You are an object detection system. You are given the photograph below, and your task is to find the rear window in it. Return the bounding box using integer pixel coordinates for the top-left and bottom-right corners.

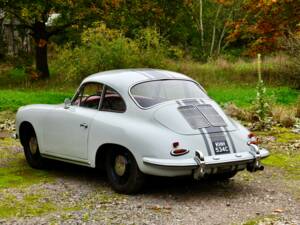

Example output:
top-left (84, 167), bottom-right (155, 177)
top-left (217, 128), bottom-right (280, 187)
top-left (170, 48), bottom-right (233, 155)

top-left (130, 80), bottom-right (207, 108)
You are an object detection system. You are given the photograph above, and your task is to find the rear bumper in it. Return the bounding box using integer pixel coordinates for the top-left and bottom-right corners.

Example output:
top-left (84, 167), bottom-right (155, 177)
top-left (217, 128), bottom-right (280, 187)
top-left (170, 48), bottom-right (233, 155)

top-left (143, 148), bottom-right (269, 168)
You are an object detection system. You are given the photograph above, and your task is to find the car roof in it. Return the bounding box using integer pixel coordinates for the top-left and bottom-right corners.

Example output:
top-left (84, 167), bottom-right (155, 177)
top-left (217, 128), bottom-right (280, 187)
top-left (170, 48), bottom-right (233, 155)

top-left (82, 69), bottom-right (194, 92)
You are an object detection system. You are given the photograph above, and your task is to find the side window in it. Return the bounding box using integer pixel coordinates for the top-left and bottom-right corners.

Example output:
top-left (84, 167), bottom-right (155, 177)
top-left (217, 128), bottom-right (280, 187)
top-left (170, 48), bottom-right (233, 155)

top-left (72, 83), bottom-right (103, 109)
top-left (100, 86), bottom-right (126, 112)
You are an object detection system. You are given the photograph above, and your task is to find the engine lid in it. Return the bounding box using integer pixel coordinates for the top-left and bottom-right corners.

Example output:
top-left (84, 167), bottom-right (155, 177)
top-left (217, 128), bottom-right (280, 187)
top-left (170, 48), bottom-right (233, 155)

top-left (154, 99), bottom-right (236, 135)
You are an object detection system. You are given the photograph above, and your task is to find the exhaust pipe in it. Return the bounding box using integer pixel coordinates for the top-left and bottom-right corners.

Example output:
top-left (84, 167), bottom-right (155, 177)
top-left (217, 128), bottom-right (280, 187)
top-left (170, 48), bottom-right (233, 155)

top-left (247, 164), bottom-right (264, 172)
top-left (257, 165), bottom-right (264, 171)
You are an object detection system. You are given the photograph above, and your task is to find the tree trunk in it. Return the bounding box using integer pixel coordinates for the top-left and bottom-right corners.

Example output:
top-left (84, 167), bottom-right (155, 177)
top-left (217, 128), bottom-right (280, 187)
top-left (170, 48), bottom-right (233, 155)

top-left (35, 42), bottom-right (49, 79)
top-left (33, 22), bottom-right (49, 79)
top-left (199, 0), bottom-right (204, 48)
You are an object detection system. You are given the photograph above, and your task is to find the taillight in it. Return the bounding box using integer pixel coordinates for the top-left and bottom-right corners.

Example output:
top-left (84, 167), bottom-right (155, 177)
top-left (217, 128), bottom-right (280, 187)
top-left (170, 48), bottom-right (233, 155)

top-left (170, 149), bottom-right (189, 156)
top-left (247, 133), bottom-right (259, 145)
top-left (171, 142), bottom-right (189, 156)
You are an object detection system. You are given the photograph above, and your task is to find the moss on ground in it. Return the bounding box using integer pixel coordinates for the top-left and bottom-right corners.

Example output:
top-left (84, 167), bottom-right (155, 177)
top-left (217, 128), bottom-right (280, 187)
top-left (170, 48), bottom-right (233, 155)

top-left (242, 215), bottom-right (279, 225)
top-left (0, 137), bottom-right (125, 220)
top-left (0, 158), bottom-right (54, 188)
top-left (0, 192), bottom-right (57, 218)
top-left (259, 127), bottom-right (300, 180)
top-left (0, 188), bottom-right (125, 219)
top-left (262, 153), bottom-right (300, 179)
top-left (0, 138), bottom-right (54, 188)
top-left (258, 127), bottom-right (300, 143)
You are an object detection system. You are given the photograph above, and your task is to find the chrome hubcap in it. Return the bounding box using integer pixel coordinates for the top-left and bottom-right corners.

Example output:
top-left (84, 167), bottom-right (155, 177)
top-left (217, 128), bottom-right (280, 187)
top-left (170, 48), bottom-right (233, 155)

top-left (29, 136), bottom-right (38, 155)
top-left (114, 155), bottom-right (127, 176)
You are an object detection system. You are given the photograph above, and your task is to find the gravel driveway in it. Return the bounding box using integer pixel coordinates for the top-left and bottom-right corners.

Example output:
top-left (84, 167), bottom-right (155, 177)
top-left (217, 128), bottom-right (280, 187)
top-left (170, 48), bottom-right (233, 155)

top-left (0, 129), bottom-right (299, 225)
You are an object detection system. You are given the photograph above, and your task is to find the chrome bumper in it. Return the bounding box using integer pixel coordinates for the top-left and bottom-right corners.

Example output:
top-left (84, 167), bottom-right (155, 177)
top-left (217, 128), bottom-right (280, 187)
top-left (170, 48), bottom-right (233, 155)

top-left (142, 147), bottom-right (270, 179)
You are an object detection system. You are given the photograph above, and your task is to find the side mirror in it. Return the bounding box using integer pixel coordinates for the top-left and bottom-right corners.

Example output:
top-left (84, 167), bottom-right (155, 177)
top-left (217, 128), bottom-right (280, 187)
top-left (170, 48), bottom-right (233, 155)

top-left (64, 98), bottom-right (71, 109)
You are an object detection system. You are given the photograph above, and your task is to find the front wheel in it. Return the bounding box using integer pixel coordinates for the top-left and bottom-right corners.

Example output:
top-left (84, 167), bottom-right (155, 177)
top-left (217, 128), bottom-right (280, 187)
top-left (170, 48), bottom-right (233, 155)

top-left (105, 149), bottom-right (144, 194)
top-left (23, 129), bottom-right (45, 169)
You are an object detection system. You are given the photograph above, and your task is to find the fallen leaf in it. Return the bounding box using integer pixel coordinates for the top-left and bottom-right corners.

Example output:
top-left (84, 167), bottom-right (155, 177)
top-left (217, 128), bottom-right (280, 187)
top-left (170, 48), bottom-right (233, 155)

top-left (273, 208), bottom-right (284, 213)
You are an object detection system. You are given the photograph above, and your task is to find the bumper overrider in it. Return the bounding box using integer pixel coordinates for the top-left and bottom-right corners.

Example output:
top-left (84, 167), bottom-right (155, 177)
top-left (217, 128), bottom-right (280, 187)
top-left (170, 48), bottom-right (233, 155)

top-left (142, 145), bottom-right (269, 179)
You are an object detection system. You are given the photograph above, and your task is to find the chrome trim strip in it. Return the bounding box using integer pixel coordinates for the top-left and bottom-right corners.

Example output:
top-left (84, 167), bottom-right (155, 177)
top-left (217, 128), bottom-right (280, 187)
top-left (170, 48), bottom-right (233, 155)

top-left (41, 154), bottom-right (91, 167)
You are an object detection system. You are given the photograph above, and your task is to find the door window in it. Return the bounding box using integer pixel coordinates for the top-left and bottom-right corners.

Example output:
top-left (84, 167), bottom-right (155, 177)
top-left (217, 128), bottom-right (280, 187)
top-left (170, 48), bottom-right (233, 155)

top-left (73, 83), bottom-right (103, 109)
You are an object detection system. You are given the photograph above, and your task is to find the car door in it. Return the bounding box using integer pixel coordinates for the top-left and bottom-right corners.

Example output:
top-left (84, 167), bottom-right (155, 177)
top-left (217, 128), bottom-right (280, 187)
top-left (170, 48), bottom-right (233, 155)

top-left (43, 82), bottom-right (103, 160)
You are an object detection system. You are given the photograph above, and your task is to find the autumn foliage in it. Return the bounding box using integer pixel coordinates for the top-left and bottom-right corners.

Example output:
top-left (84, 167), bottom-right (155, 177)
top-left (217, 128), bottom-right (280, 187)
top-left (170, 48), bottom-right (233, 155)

top-left (227, 0), bottom-right (300, 56)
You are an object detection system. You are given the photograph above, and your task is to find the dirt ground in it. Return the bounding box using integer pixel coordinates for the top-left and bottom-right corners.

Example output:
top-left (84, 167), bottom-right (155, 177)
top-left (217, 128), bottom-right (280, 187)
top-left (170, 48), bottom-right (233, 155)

top-left (0, 117), bottom-right (299, 225)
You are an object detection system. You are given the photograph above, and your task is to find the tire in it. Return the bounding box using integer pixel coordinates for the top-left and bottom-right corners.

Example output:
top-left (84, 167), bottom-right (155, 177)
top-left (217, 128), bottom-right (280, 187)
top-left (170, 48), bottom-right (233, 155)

top-left (210, 170), bottom-right (237, 181)
top-left (105, 148), bottom-right (144, 194)
top-left (23, 128), bottom-right (45, 169)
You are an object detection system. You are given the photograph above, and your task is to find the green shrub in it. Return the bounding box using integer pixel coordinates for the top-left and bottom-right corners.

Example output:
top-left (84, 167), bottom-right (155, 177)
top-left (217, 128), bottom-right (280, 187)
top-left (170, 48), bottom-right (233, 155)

top-left (51, 23), bottom-right (173, 81)
top-left (7, 67), bottom-right (27, 82)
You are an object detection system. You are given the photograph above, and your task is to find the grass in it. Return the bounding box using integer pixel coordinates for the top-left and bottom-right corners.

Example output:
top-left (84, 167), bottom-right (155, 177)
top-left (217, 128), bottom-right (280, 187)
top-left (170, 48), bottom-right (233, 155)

top-left (207, 86), bottom-right (299, 107)
top-left (0, 55), bottom-right (299, 111)
top-left (0, 85), bottom-right (298, 111)
top-left (0, 90), bottom-right (73, 111)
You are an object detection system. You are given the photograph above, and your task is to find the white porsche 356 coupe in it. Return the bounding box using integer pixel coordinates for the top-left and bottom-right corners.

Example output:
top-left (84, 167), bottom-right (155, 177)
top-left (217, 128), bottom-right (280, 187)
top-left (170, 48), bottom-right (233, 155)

top-left (16, 69), bottom-right (269, 193)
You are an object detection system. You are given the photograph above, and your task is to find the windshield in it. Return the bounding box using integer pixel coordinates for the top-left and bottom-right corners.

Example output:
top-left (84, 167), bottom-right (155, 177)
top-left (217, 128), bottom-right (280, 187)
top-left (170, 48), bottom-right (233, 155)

top-left (130, 80), bottom-right (207, 108)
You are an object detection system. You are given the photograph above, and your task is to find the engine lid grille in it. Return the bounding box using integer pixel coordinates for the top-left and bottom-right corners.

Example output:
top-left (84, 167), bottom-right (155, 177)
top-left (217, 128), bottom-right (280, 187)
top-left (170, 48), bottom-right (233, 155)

top-left (178, 105), bottom-right (210, 129)
top-left (178, 104), bottom-right (226, 129)
top-left (196, 104), bottom-right (226, 127)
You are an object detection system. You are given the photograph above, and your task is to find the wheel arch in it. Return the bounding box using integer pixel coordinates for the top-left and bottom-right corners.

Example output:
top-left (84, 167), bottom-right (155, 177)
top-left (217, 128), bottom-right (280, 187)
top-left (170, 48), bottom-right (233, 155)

top-left (95, 143), bottom-right (136, 170)
top-left (19, 121), bottom-right (35, 146)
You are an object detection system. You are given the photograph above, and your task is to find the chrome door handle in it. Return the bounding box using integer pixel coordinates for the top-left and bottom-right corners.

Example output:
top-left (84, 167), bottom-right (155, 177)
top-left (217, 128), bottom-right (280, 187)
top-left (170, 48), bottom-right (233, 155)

top-left (80, 123), bottom-right (88, 129)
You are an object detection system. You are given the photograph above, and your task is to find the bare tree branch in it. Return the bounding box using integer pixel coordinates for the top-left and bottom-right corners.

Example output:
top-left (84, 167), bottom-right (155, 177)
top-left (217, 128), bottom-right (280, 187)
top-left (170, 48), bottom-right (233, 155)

top-left (210, 4), bottom-right (222, 57)
top-left (3, 8), bottom-right (34, 30)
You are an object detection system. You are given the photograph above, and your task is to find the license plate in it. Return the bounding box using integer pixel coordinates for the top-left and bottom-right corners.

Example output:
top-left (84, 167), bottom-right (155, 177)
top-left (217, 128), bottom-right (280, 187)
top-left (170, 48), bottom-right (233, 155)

top-left (212, 140), bottom-right (230, 155)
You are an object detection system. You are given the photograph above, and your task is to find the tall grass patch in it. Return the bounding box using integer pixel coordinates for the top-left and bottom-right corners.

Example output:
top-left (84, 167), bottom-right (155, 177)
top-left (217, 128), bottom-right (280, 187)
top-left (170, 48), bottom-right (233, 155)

top-left (165, 55), bottom-right (300, 88)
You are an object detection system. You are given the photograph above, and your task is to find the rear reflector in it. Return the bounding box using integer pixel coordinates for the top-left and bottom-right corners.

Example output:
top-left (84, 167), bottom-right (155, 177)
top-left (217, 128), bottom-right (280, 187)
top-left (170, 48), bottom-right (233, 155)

top-left (170, 149), bottom-right (189, 156)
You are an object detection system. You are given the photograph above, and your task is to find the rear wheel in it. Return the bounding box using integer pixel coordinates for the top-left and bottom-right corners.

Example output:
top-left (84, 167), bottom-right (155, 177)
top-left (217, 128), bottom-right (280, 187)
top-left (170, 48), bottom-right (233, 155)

top-left (23, 128), bottom-right (45, 169)
top-left (105, 148), bottom-right (144, 194)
